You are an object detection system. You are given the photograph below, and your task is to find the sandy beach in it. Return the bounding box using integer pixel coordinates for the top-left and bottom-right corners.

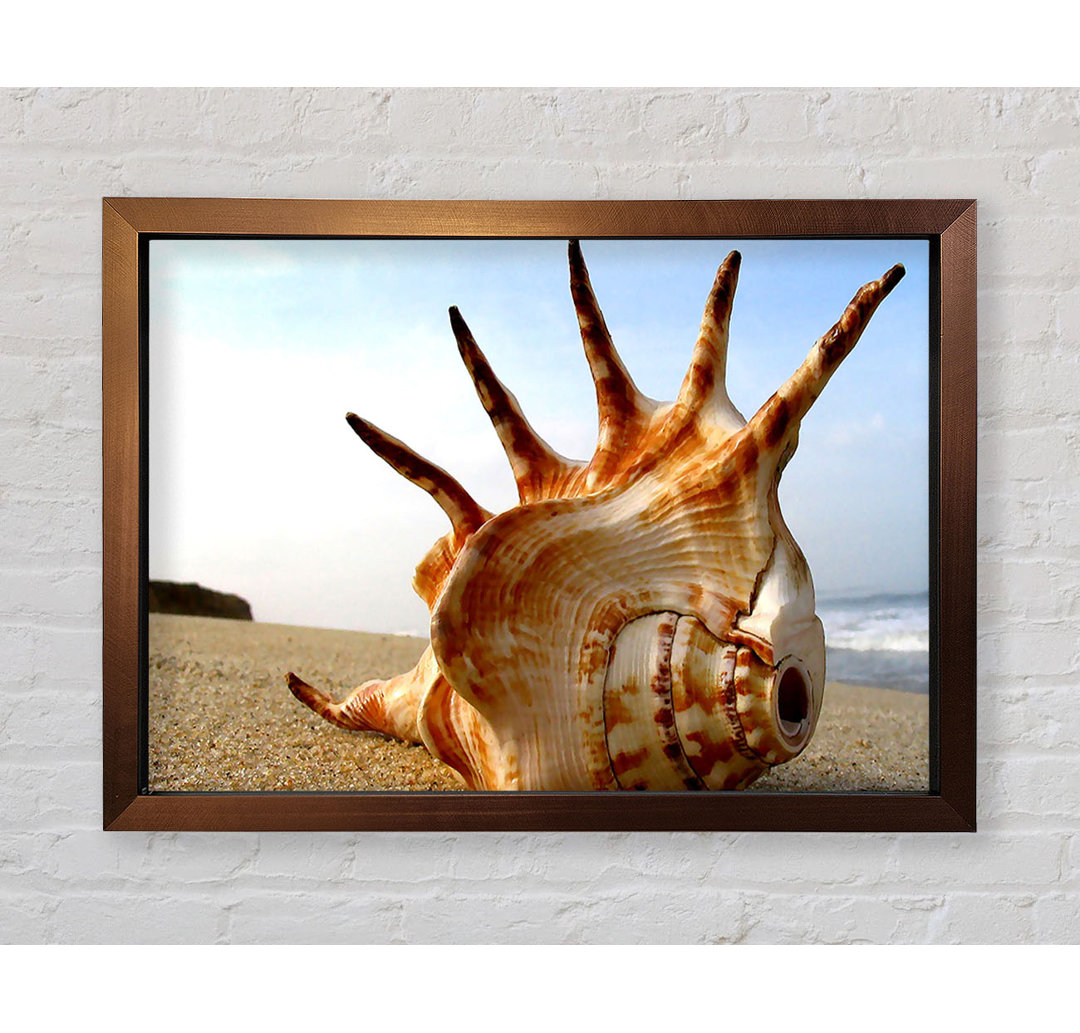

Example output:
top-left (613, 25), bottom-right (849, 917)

top-left (148, 614), bottom-right (929, 793)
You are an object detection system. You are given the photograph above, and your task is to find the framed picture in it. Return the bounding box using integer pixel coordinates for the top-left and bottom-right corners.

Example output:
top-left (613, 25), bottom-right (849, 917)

top-left (103, 199), bottom-right (975, 831)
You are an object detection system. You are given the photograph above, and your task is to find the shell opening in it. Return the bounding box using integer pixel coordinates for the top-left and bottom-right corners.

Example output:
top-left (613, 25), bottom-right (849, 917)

top-left (774, 662), bottom-right (812, 749)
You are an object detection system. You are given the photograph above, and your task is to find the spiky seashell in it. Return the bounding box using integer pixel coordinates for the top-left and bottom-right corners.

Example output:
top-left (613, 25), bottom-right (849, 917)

top-left (287, 243), bottom-right (905, 791)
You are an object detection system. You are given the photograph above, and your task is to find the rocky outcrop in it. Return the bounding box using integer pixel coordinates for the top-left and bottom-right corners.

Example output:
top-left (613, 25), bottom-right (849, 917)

top-left (148, 581), bottom-right (253, 621)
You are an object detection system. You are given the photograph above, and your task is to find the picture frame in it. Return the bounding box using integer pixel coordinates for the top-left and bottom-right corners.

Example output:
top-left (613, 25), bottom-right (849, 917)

top-left (103, 198), bottom-right (976, 832)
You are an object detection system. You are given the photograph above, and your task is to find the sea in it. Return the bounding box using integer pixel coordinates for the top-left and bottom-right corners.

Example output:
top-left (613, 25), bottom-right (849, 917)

top-left (818, 589), bottom-right (930, 694)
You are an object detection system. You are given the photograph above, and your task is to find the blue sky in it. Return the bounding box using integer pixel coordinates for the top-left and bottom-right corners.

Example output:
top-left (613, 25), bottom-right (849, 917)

top-left (149, 236), bottom-right (930, 633)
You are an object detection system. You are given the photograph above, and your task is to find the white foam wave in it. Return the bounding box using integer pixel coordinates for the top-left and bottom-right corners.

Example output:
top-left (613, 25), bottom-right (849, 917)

top-left (818, 593), bottom-right (929, 654)
top-left (826, 629), bottom-right (929, 652)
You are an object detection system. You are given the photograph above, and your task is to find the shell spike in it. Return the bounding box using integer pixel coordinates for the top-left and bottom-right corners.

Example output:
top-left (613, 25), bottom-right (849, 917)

top-left (742, 263), bottom-right (906, 457)
top-left (568, 240), bottom-right (648, 432)
top-left (286, 671), bottom-right (368, 731)
top-left (674, 249), bottom-right (742, 419)
top-left (448, 306), bottom-right (573, 502)
top-left (345, 412), bottom-right (488, 538)
top-left (569, 240), bottom-right (653, 486)
top-left (288, 651), bottom-right (437, 745)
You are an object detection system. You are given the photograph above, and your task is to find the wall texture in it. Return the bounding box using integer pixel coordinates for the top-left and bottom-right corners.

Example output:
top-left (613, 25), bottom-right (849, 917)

top-left (2, 87), bottom-right (1077, 944)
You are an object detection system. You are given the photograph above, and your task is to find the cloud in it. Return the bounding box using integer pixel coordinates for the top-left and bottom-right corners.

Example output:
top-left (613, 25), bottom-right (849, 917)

top-left (824, 411), bottom-right (887, 448)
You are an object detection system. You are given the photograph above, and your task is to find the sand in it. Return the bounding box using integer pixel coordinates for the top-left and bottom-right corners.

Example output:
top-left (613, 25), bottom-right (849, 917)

top-left (148, 614), bottom-right (929, 794)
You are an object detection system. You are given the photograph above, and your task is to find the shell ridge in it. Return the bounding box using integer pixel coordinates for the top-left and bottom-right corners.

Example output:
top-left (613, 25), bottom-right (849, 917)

top-left (602, 612), bottom-right (708, 790)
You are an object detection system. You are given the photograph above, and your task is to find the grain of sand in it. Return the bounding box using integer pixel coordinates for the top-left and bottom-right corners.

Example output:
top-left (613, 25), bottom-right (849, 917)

top-left (148, 614), bottom-right (929, 793)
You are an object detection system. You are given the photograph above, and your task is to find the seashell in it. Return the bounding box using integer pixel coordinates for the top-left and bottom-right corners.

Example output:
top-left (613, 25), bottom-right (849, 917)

top-left (287, 242), bottom-right (905, 791)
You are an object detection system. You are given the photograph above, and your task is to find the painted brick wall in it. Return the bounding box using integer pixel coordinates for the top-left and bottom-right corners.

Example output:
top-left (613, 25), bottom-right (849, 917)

top-left (2, 87), bottom-right (1077, 944)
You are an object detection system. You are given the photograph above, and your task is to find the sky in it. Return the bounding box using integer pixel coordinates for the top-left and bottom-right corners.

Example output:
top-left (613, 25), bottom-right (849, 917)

top-left (148, 236), bottom-right (930, 634)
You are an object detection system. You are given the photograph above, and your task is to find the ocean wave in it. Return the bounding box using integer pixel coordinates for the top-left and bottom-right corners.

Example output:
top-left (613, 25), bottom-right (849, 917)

top-left (825, 629), bottom-right (929, 652)
top-left (817, 590), bottom-right (929, 655)
top-left (826, 646), bottom-right (929, 694)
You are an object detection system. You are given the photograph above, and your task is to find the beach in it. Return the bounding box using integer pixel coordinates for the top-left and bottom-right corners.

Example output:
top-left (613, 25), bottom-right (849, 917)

top-left (148, 614), bottom-right (929, 793)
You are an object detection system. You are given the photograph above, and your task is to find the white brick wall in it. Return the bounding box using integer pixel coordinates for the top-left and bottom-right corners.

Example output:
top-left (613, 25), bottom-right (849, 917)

top-left (2, 87), bottom-right (1077, 944)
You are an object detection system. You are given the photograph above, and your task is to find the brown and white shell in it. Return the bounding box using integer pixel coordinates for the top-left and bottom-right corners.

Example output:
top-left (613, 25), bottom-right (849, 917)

top-left (287, 242), bottom-right (905, 790)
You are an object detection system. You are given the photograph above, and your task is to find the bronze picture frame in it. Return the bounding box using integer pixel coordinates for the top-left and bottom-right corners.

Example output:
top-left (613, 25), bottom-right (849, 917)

top-left (103, 198), bottom-right (976, 831)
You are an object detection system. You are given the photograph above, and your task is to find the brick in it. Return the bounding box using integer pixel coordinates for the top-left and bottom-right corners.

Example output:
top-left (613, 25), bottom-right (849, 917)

top-left (980, 684), bottom-right (1080, 751)
top-left (891, 833), bottom-right (1062, 889)
top-left (741, 891), bottom-right (944, 944)
top-left (817, 88), bottom-right (917, 152)
top-left (0, 690), bottom-right (100, 754)
top-left (0, 155), bottom-right (126, 205)
top-left (1033, 893), bottom-right (1080, 942)
top-left (21, 212), bottom-right (98, 274)
top-left (977, 557), bottom-right (1072, 623)
top-left (982, 349), bottom-right (1080, 419)
top-left (979, 288), bottom-right (1055, 350)
top-left (861, 153), bottom-right (1039, 207)
top-left (391, 888), bottom-right (744, 944)
top-left (979, 626), bottom-right (1079, 681)
top-left (4, 625), bottom-right (101, 683)
top-left (1067, 832), bottom-right (1080, 877)
top-left (985, 424), bottom-right (1076, 484)
top-left (597, 161), bottom-right (696, 199)
top-left (726, 833), bottom-right (896, 887)
top-left (226, 891), bottom-right (405, 944)
top-left (446, 831), bottom-right (603, 883)
top-left (550, 887), bottom-right (748, 944)
top-left (387, 90), bottom-right (478, 153)
top-left (250, 832), bottom-right (355, 881)
top-left (33, 830), bottom-right (148, 885)
top-left (468, 91), bottom-right (567, 158)
top-left (0, 426), bottom-right (100, 498)
top-left (889, 88), bottom-right (1079, 156)
top-left (741, 89), bottom-right (818, 145)
top-left (935, 893), bottom-right (1038, 943)
top-left (979, 485), bottom-right (1055, 551)
top-left (474, 157), bottom-right (604, 200)
top-left (50, 891), bottom-right (229, 943)
top-left (141, 832), bottom-right (262, 884)
top-left (111, 153), bottom-right (271, 197)
top-left (981, 215), bottom-right (1080, 286)
top-left (233, 152), bottom-right (389, 198)
top-left (1048, 497), bottom-right (1080, 548)
top-left (21, 88), bottom-right (119, 145)
top-left (0, 762), bottom-right (100, 831)
top-left (200, 89), bottom-right (318, 153)
top-left (0, 355), bottom-right (101, 426)
top-left (0, 283), bottom-right (98, 342)
top-left (0, 88), bottom-right (31, 138)
top-left (2, 566), bottom-right (101, 619)
top-left (2, 499), bottom-right (101, 559)
top-left (1029, 148), bottom-right (1080, 202)
top-left (638, 92), bottom-right (749, 155)
top-left (997, 89), bottom-right (1080, 147)
top-left (0, 333), bottom-right (99, 359)
top-left (524, 89), bottom-right (643, 157)
top-left (297, 89), bottom-right (391, 146)
top-left (0, 892), bottom-right (59, 943)
top-left (984, 757), bottom-right (1080, 824)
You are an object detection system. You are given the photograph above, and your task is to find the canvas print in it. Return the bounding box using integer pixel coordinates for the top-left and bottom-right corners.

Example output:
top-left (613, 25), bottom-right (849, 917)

top-left (147, 237), bottom-right (930, 793)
